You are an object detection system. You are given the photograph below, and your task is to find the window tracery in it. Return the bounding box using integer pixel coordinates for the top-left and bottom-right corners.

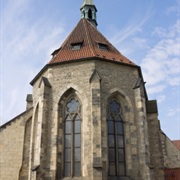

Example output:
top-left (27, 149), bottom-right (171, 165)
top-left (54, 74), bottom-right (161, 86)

top-left (107, 99), bottom-right (126, 176)
top-left (64, 97), bottom-right (81, 177)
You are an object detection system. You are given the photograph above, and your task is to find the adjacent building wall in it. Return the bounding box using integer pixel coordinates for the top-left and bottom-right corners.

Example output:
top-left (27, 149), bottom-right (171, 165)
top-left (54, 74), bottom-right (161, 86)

top-left (0, 109), bottom-right (33, 180)
top-left (1, 60), bottom-right (180, 180)
top-left (161, 132), bottom-right (180, 168)
top-left (147, 100), bottom-right (165, 180)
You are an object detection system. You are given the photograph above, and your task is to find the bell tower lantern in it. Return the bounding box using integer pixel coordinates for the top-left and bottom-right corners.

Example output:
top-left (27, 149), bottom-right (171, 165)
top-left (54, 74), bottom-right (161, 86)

top-left (80, 0), bottom-right (98, 27)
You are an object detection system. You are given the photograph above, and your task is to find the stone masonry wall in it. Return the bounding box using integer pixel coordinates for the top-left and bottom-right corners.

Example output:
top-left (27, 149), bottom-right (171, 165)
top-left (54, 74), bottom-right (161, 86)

top-left (1, 60), bottom-right (174, 180)
top-left (0, 109), bottom-right (33, 180)
top-left (32, 61), bottom-right (95, 180)
top-left (30, 60), bottom-right (151, 180)
top-left (161, 132), bottom-right (180, 168)
top-left (19, 118), bottom-right (32, 180)
top-left (95, 60), bottom-right (151, 180)
top-left (147, 112), bottom-right (165, 180)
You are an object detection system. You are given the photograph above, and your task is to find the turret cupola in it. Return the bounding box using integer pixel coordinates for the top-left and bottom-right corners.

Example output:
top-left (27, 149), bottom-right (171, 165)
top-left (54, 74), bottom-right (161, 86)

top-left (80, 0), bottom-right (98, 27)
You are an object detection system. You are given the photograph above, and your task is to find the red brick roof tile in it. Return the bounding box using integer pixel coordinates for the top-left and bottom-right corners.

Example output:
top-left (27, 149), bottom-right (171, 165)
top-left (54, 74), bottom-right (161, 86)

top-left (172, 140), bottom-right (180, 150)
top-left (49, 18), bottom-right (136, 66)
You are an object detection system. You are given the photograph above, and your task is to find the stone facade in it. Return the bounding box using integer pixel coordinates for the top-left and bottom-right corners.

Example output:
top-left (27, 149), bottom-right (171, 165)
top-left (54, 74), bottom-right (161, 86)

top-left (1, 1), bottom-right (180, 179)
top-left (0, 109), bottom-right (33, 180)
top-left (147, 101), bottom-right (165, 180)
top-left (161, 132), bottom-right (180, 168)
top-left (1, 60), bottom-right (179, 180)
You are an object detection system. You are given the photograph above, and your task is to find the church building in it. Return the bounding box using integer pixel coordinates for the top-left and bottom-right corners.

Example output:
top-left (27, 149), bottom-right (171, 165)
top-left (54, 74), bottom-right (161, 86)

top-left (0, 0), bottom-right (180, 180)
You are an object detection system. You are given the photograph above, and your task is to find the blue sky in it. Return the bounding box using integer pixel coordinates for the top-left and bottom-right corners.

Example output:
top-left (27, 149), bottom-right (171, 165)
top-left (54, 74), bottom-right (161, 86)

top-left (1, 0), bottom-right (179, 140)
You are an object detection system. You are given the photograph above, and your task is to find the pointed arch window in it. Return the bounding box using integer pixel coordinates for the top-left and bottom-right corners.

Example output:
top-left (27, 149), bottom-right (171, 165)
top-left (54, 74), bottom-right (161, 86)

top-left (88, 9), bottom-right (92, 19)
top-left (107, 99), bottom-right (126, 176)
top-left (64, 98), bottom-right (81, 177)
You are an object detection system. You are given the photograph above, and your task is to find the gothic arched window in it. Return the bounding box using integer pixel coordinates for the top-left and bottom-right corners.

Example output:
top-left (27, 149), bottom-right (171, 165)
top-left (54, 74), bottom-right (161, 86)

top-left (64, 97), bottom-right (81, 177)
top-left (107, 99), bottom-right (126, 176)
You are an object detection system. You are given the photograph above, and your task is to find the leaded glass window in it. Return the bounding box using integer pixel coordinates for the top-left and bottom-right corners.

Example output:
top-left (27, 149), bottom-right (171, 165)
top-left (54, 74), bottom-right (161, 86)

top-left (108, 99), bottom-right (126, 176)
top-left (64, 98), bottom-right (81, 177)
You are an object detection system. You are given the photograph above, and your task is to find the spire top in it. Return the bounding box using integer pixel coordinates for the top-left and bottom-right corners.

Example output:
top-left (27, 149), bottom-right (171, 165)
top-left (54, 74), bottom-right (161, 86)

top-left (80, 0), bottom-right (98, 27)
top-left (81, 0), bottom-right (94, 7)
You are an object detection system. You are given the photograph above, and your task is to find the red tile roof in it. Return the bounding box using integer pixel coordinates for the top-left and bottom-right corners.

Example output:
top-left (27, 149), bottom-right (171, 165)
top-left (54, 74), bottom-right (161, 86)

top-left (49, 18), bottom-right (136, 66)
top-left (165, 168), bottom-right (180, 180)
top-left (172, 140), bottom-right (180, 151)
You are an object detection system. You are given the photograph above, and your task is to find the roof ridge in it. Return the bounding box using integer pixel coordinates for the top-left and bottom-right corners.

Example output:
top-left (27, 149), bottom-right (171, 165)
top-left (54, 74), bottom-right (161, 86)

top-left (83, 18), bottom-right (95, 56)
top-left (60, 20), bottom-right (81, 48)
top-left (88, 21), bottom-right (124, 56)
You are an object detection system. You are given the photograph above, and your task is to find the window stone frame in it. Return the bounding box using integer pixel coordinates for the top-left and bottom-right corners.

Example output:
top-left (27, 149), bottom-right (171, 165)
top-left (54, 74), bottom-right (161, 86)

top-left (107, 98), bottom-right (126, 177)
top-left (57, 89), bottom-right (83, 179)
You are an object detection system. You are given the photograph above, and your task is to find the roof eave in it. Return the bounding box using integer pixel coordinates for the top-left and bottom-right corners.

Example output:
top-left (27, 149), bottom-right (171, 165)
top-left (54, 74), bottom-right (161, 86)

top-left (0, 107), bottom-right (33, 128)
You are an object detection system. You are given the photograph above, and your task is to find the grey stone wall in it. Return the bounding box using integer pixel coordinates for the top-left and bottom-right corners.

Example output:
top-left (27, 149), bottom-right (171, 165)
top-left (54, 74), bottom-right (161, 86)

top-left (31, 61), bottom-right (95, 180)
top-left (29, 60), bottom-right (153, 180)
top-left (161, 132), bottom-right (180, 168)
top-left (2, 59), bottom-right (177, 180)
top-left (147, 101), bottom-right (165, 180)
top-left (19, 118), bottom-right (32, 180)
top-left (95, 60), bottom-right (151, 180)
top-left (0, 109), bottom-right (33, 180)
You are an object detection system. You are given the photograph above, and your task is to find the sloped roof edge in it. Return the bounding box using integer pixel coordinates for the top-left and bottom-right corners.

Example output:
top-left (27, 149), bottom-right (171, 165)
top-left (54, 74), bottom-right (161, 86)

top-left (0, 107), bottom-right (33, 128)
top-left (48, 19), bottom-right (136, 66)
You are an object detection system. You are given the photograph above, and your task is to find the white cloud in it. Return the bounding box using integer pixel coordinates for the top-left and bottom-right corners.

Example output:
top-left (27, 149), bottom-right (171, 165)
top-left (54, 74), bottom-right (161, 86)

top-left (167, 108), bottom-right (180, 117)
top-left (153, 20), bottom-right (179, 39)
top-left (146, 84), bottom-right (166, 95)
top-left (167, 77), bottom-right (180, 86)
top-left (166, 0), bottom-right (180, 15)
top-left (0, 0), bottom-right (66, 125)
top-left (109, 1), bottom-right (154, 46)
top-left (152, 27), bottom-right (167, 38)
top-left (132, 37), bottom-right (149, 49)
top-left (141, 58), bottom-right (167, 85)
top-left (141, 20), bottom-right (180, 94)
top-left (157, 95), bottom-right (166, 103)
top-left (165, 58), bottom-right (180, 74)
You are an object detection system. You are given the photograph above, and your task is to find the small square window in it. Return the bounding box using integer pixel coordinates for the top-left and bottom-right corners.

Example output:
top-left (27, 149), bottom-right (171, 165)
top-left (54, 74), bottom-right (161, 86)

top-left (71, 42), bottom-right (83, 50)
top-left (98, 43), bottom-right (108, 50)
